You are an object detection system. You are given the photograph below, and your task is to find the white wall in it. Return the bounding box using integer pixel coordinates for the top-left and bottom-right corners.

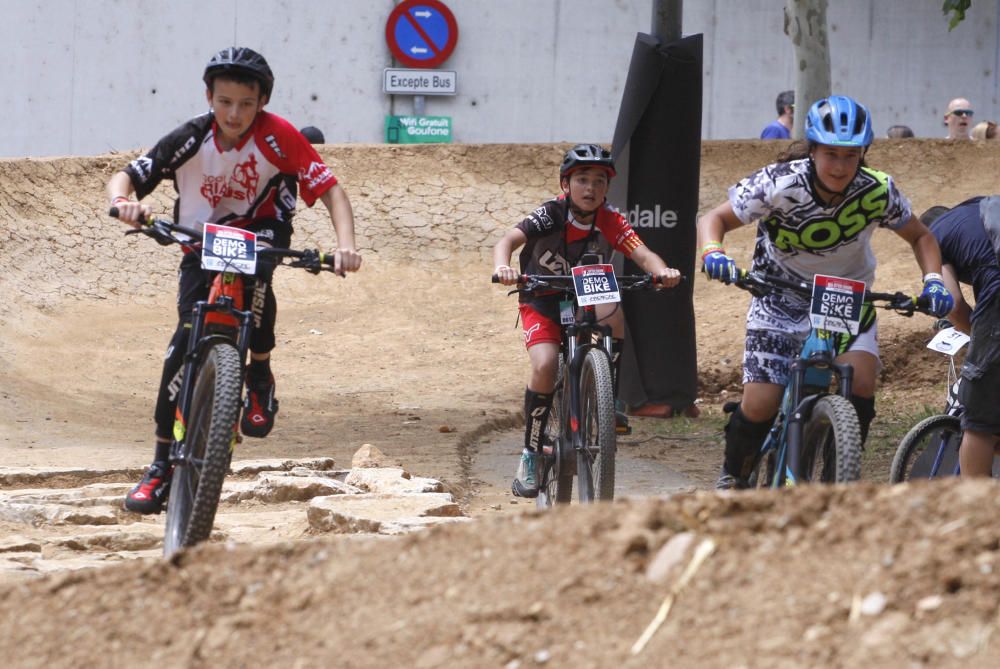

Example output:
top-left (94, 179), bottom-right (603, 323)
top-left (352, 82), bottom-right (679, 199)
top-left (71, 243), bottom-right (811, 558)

top-left (2, 0), bottom-right (998, 157)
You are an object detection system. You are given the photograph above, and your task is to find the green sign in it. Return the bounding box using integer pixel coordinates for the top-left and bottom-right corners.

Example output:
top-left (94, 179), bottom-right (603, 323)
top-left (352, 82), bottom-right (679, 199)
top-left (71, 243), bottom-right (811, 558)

top-left (385, 115), bottom-right (452, 144)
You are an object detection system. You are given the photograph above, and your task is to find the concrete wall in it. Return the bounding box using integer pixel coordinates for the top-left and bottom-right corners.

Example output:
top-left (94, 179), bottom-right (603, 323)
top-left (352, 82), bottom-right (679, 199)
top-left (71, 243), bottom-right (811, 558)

top-left (2, 0), bottom-right (998, 157)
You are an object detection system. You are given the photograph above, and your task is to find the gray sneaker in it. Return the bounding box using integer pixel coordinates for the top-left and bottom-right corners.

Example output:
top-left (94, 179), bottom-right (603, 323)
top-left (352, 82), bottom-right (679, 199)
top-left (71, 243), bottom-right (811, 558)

top-left (512, 449), bottom-right (539, 498)
top-left (715, 465), bottom-right (748, 491)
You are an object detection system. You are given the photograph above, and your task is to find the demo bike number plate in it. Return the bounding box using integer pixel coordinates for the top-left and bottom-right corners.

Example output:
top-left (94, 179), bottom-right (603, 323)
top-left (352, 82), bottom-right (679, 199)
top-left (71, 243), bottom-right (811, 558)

top-left (572, 263), bottom-right (621, 306)
top-left (201, 224), bottom-right (258, 275)
top-left (809, 274), bottom-right (865, 335)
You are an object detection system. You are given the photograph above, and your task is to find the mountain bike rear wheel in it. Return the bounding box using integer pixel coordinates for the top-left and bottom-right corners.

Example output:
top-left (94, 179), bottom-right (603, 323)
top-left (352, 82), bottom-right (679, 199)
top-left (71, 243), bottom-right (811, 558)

top-left (890, 414), bottom-right (962, 483)
top-left (163, 342), bottom-right (242, 556)
top-left (538, 362), bottom-right (574, 507)
top-left (798, 394), bottom-right (862, 483)
top-left (577, 348), bottom-right (616, 502)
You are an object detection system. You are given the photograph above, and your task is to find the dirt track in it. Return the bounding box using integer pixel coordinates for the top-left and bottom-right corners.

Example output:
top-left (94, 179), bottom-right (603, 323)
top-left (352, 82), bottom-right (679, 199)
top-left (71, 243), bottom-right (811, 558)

top-left (1, 140), bottom-right (999, 667)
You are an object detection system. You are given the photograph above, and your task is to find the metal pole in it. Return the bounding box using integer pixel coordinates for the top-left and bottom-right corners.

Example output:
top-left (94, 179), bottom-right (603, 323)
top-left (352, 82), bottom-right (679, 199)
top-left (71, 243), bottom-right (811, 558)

top-left (651, 0), bottom-right (682, 43)
top-left (414, 95), bottom-right (426, 116)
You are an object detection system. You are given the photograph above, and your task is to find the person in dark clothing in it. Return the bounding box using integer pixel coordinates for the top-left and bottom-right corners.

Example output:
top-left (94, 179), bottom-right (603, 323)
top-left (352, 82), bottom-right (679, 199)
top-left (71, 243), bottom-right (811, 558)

top-left (921, 198), bottom-right (1000, 476)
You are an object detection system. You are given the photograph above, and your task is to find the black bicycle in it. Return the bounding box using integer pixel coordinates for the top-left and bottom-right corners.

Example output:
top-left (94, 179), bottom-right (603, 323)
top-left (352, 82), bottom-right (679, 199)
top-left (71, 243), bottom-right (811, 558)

top-left (889, 323), bottom-right (1000, 480)
top-left (727, 268), bottom-right (933, 487)
top-left (496, 268), bottom-right (667, 506)
top-left (111, 208), bottom-right (340, 556)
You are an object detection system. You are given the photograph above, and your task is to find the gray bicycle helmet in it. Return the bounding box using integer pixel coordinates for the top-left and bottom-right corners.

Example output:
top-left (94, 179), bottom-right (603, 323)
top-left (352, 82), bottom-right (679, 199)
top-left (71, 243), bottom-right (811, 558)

top-left (203, 47), bottom-right (275, 98)
top-left (560, 144), bottom-right (616, 178)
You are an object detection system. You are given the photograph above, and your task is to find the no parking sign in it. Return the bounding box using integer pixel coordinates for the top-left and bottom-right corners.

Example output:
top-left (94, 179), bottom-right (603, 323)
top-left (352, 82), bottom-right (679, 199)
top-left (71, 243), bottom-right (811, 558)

top-left (385, 0), bottom-right (459, 68)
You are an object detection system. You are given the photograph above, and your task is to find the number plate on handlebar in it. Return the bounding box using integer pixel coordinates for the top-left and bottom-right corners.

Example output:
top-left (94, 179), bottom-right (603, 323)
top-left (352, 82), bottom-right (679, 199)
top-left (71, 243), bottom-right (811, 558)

top-left (927, 327), bottom-right (970, 356)
top-left (572, 264), bottom-right (621, 306)
top-left (810, 274), bottom-right (865, 335)
top-left (201, 223), bottom-right (258, 275)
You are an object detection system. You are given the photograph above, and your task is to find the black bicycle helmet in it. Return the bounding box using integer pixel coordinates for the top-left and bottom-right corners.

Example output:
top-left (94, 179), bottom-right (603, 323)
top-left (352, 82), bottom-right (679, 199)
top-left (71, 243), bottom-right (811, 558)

top-left (203, 47), bottom-right (275, 98)
top-left (560, 143), bottom-right (616, 179)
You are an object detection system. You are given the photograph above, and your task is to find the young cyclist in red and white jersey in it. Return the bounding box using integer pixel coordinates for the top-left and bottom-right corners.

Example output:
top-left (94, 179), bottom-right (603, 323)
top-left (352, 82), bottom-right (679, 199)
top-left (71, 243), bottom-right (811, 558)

top-left (107, 47), bottom-right (362, 514)
top-left (493, 144), bottom-right (682, 498)
top-left (696, 95), bottom-right (952, 490)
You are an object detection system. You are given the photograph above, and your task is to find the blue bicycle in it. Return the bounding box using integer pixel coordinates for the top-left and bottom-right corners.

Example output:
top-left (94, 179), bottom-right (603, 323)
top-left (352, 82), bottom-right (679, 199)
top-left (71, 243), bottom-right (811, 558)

top-left (728, 269), bottom-right (931, 487)
top-left (889, 324), bottom-right (1000, 480)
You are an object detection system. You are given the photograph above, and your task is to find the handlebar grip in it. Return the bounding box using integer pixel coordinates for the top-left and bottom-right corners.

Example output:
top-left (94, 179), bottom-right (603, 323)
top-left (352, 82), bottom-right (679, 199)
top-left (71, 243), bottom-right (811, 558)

top-left (491, 274), bottom-right (499, 283)
top-left (109, 206), bottom-right (147, 225)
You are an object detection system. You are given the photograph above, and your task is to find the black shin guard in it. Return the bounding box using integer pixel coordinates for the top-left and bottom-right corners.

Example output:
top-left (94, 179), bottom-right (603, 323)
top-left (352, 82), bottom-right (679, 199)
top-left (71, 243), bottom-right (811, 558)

top-left (523, 388), bottom-right (554, 453)
top-left (724, 407), bottom-right (775, 479)
top-left (850, 394), bottom-right (876, 447)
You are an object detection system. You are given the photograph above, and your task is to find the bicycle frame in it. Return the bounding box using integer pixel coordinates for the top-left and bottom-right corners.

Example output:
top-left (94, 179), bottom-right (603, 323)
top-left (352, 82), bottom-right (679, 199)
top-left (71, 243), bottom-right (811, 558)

top-left (757, 327), bottom-right (855, 488)
top-left (170, 271), bottom-right (255, 463)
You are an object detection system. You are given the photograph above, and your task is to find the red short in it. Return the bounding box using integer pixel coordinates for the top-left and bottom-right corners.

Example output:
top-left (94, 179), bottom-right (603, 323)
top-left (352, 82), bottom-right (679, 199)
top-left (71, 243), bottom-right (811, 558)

top-left (519, 303), bottom-right (562, 348)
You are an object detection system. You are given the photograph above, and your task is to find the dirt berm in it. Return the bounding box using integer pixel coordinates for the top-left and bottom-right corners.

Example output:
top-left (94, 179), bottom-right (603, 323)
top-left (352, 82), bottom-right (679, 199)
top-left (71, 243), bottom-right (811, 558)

top-left (1, 140), bottom-right (999, 667)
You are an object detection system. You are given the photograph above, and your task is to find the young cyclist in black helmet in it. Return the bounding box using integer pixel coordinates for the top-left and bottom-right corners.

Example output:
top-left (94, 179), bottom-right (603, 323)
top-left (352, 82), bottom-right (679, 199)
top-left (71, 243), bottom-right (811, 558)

top-left (493, 144), bottom-right (682, 498)
top-left (107, 47), bottom-right (362, 514)
top-left (696, 95), bottom-right (952, 490)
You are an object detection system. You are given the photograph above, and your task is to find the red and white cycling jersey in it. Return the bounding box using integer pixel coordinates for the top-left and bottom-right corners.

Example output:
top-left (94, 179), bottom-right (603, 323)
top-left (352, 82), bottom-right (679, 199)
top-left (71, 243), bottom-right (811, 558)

top-left (125, 111), bottom-right (336, 231)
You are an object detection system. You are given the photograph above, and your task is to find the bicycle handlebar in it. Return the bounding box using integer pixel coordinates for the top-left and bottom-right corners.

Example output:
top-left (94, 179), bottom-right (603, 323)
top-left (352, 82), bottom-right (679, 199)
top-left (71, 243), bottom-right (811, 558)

top-left (491, 273), bottom-right (683, 292)
top-left (731, 267), bottom-right (932, 316)
top-left (109, 207), bottom-right (342, 275)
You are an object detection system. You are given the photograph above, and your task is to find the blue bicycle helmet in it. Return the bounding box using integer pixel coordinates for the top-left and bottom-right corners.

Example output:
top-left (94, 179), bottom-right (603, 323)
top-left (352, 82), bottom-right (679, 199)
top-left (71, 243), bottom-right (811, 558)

top-left (805, 95), bottom-right (873, 147)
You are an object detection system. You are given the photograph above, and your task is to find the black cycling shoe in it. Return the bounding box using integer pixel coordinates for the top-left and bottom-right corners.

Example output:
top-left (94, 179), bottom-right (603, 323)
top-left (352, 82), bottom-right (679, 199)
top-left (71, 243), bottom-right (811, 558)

top-left (241, 374), bottom-right (278, 438)
top-left (124, 461), bottom-right (172, 514)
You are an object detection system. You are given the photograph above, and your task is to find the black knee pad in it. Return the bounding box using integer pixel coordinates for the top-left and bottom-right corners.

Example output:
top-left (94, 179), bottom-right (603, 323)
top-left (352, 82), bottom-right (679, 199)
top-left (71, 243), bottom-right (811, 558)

top-left (724, 406), bottom-right (775, 479)
top-left (849, 394), bottom-right (876, 447)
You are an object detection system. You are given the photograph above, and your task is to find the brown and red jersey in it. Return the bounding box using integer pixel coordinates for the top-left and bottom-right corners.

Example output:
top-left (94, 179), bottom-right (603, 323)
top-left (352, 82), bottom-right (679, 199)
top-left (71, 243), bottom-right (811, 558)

top-left (514, 195), bottom-right (645, 310)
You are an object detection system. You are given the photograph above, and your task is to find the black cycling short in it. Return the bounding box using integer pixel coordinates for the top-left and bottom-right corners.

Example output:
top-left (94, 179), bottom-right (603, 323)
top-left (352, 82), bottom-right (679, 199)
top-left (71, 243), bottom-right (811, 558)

top-left (958, 301), bottom-right (1000, 435)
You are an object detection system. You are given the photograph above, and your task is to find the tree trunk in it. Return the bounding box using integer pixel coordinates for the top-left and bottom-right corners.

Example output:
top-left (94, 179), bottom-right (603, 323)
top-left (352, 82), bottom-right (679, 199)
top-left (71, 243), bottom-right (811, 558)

top-left (784, 0), bottom-right (831, 139)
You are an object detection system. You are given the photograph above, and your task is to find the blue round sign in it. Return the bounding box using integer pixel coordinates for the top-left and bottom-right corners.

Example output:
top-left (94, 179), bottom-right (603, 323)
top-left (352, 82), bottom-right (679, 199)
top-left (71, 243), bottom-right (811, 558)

top-left (385, 0), bottom-right (459, 69)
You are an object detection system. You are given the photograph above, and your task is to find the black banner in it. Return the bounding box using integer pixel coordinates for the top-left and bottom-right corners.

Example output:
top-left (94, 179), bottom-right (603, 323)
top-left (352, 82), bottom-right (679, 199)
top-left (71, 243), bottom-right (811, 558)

top-left (609, 33), bottom-right (702, 416)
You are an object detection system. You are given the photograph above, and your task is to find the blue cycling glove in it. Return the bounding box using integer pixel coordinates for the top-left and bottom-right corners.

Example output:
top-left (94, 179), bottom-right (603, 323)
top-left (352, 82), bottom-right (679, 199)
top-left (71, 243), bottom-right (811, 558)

top-left (702, 249), bottom-right (738, 284)
top-left (920, 274), bottom-right (954, 318)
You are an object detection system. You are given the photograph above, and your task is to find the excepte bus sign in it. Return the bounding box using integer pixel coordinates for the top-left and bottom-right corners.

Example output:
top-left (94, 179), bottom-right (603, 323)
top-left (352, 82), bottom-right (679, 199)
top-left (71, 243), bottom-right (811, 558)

top-left (385, 115), bottom-right (452, 144)
top-left (383, 68), bottom-right (456, 95)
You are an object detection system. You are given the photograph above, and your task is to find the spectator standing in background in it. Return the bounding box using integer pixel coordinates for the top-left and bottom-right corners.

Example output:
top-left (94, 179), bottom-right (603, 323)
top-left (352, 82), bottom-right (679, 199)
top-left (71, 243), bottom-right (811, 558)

top-left (760, 90), bottom-right (794, 139)
top-left (944, 98), bottom-right (974, 140)
top-left (971, 121), bottom-right (997, 140)
top-left (887, 125), bottom-right (914, 138)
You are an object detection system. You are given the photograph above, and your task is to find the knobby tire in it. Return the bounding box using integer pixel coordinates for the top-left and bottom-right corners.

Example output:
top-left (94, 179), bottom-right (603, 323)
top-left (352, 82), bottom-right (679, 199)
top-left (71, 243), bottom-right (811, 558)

top-left (163, 342), bottom-right (242, 557)
top-left (890, 414), bottom-right (963, 483)
top-left (578, 349), bottom-right (616, 502)
top-left (798, 394), bottom-right (862, 484)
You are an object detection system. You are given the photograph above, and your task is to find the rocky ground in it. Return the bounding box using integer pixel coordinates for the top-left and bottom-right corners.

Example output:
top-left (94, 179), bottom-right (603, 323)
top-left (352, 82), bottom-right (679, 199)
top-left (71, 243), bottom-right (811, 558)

top-left (1, 141), bottom-right (999, 668)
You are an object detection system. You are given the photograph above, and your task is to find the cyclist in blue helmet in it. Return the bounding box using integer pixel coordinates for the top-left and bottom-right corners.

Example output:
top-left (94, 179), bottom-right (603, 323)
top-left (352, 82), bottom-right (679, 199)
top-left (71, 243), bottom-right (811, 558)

top-left (696, 94), bottom-right (953, 490)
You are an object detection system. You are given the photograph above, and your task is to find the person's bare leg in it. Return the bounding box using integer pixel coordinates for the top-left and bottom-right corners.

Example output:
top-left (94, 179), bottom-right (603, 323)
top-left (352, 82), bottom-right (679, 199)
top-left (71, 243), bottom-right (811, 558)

top-left (959, 429), bottom-right (998, 477)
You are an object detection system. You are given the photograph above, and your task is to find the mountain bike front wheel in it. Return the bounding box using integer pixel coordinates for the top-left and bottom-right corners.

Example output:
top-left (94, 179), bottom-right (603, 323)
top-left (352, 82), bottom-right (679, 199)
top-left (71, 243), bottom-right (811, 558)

top-left (798, 394), bottom-right (862, 484)
top-left (890, 414), bottom-right (963, 483)
top-left (577, 349), bottom-right (616, 502)
top-left (163, 342), bottom-right (242, 557)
